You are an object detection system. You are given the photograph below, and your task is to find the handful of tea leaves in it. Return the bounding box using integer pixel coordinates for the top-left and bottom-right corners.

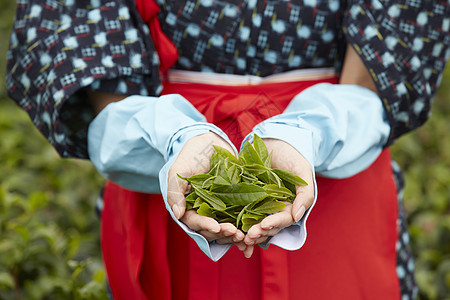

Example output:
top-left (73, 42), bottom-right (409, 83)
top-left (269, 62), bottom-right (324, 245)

top-left (178, 135), bottom-right (308, 233)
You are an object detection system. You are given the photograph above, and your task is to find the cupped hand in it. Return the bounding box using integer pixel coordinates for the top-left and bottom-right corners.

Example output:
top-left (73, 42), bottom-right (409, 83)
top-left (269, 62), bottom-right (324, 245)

top-left (243, 138), bottom-right (315, 256)
top-left (167, 132), bottom-right (247, 251)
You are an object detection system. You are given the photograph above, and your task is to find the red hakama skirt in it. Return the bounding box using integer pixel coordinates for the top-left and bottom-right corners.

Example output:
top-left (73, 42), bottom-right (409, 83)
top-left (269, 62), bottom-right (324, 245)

top-left (101, 73), bottom-right (400, 300)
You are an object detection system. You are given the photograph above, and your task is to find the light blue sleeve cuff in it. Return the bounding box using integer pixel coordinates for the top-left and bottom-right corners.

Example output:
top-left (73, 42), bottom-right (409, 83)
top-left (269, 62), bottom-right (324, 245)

top-left (88, 93), bottom-right (238, 261)
top-left (241, 83), bottom-right (390, 251)
top-left (159, 126), bottom-right (238, 262)
top-left (254, 83), bottom-right (390, 178)
top-left (87, 94), bottom-right (218, 193)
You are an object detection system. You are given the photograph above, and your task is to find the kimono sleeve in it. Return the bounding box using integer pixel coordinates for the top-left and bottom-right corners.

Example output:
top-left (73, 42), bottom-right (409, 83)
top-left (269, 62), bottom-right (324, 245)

top-left (342, 0), bottom-right (450, 145)
top-left (6, 0), bottom-right (162, 158)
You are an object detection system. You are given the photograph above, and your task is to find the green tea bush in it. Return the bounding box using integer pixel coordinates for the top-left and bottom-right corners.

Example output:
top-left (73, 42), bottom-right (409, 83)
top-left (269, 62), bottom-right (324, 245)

top-left (0, 1), bottom-right (107, 298)
top-left (0, 100), bottom-right (107, 299)
top-left (391, 66), bottom-right (450, 300)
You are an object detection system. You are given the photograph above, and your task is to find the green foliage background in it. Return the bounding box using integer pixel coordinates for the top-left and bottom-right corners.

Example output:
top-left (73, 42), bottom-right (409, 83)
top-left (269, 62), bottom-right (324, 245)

top-left (0, 1), bottom-right (107, 298)
top-left (0, 0), bottom-right (448, 299)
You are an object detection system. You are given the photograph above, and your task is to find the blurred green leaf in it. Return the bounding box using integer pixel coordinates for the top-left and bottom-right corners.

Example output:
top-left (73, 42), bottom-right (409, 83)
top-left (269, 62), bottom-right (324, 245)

top-left (391, 64), bottom-right (450, 299)
top-left (0, 272), bottom-right (14, 289)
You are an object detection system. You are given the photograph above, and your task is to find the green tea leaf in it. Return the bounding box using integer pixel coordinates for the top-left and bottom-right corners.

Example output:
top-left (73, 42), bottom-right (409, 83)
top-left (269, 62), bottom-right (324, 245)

top-left (211, 162), bottom-right (234, 188)
top-left (253, 135), bottom-right (269, 164)
top-left (185, 191), bottom-right (197, 202)
top-left (227, 164), bottom-right (242, 184)
top-left (177, 173), bottom-right (214, 189)
top-left (250, 199), bottom-right (286, 215)
top-left (217, 217), bottom-right (236, 223)
top-left (242, 172), bottom-right (259, 183)
top-left (235, 202), bottom-right (252, 228)
top-left (272, 169), bottom-right (308, 186)
top-left (268, 170), bottom-right (282, 187)
top-left (192, 186), bottom-right (226, 211)
top-left (210, 153), bottom-right (220, 171)
top-left (241, 214), bottom-right (265, 232)
top-left (213, 145), bottom-right (239, 165)
top-left (264, 150), bottom-right (273, 168)
top-left (242, 213), bottom-right (265, 222)
top-left (212, 183), bottom-right (268, 206)
top-left (209, 162), bottom-right (219, 176)
top-left (193, 197), bottom-right (204, 208)
top-left (236, 207), bottom-right (246, 228)
top-left (225, 205), bottom-right (243, 215)
top-left (246, 195), bottom-right (274, 211)
top-left (213, 175), bottom-right (232, 186)
top-left (215, 160), bottom-right (226, 178)
top-left (215, 209), bottom-right (237, 220)
top-left (283, 181), bottom-right (297, 195)
top-left (185, 192), bottom-right (197, 210)
top-left (197, 203), bottom-right (216, 218)
top-left (239, 140), bottom-right (265, 166)
top-left (244, 164), bottom-right (268, 175)
top-left (263, 184), bottom-right (295, 198)
top-left (256, 171), bottom-right (271, 184)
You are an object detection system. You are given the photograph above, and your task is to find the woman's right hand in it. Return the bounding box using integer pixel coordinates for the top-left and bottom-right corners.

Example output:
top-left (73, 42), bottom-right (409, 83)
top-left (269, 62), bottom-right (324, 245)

top-left (166, 132), bottom-right (248, 253)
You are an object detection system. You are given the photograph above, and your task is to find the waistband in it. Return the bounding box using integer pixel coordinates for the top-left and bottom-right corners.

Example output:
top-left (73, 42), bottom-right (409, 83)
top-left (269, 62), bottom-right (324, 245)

top-left (165, 68), bottom-right (337, 86)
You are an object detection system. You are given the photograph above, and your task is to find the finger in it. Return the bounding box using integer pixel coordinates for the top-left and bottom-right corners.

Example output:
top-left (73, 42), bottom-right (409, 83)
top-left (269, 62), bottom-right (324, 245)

top-left (235, 242), bottom-right (247, 252)
top-left (244, 224), bottom-right (264, 245)
top-left (244, 209), bottom-right (293, 244)
top-left (198, 230), bottom-right (220, 242)
top-left (253, 236), bottom-right (270, 245)
top-left (167, 169), bottom-right (189, 219)
top-left (244, 245), bottom-right (254, 259)
top-left (203, 223), bottom-right (239, 244)
top-left (200, 231), bottom-right (242, 245)
top-left (260, 208), bottom-right (294, 230)
top-left (181, 210), bottom-right (220, 233)
top-left (219, 223), bottom-right (238, 237)
top-left (232, 230), bottom-right (245, 243)
top-left (245, 224), bottom-right (263, 241)
top-left (292, 184), bottom-right (314, 222)
top-left (215, 236), bottom-right (236, 244)
top-left (244, 229), bottom-right (279, 246)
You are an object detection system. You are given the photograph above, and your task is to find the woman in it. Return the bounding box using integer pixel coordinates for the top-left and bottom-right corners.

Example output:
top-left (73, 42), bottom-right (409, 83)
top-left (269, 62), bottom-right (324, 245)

top-left (7, 0), bottom-right (449, 299)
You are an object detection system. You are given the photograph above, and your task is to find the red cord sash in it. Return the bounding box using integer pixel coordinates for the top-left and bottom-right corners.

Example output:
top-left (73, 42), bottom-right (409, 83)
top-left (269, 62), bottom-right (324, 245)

top-left (134, 0), bottom-right (178, 72)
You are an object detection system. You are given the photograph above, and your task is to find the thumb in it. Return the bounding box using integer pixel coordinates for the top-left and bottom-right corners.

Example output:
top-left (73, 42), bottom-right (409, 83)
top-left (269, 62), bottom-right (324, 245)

top-left (167, 169), bottom-right (188, 219)
top-left (292, 180), bottom-right (314, 222)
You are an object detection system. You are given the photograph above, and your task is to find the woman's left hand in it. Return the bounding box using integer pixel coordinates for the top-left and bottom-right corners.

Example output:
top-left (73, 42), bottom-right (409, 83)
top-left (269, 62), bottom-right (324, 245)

top-left (242, 138), bottom-right (315, 258)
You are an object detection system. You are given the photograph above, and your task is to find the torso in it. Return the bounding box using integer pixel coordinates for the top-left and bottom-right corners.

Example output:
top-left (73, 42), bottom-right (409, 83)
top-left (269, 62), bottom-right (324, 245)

top-left (158, 0), bottom-right (344, 76)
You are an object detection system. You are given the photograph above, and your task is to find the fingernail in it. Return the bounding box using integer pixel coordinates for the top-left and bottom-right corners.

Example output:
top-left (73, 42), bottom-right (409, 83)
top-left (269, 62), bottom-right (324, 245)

top-left (223, 228), bottom-right (236, 236)
top-left (172, 204), bottom-right (181, 219)
top-left (261, 221), bottom-right (273, 230)
top-left (233, 237), bottom-right (240, 242)
top-left (210, 222), bottom-right (221, 233)
top-left (245, 248), bottom-right (254, 259)
top-left (295, 206), bottom-right (306, 222)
